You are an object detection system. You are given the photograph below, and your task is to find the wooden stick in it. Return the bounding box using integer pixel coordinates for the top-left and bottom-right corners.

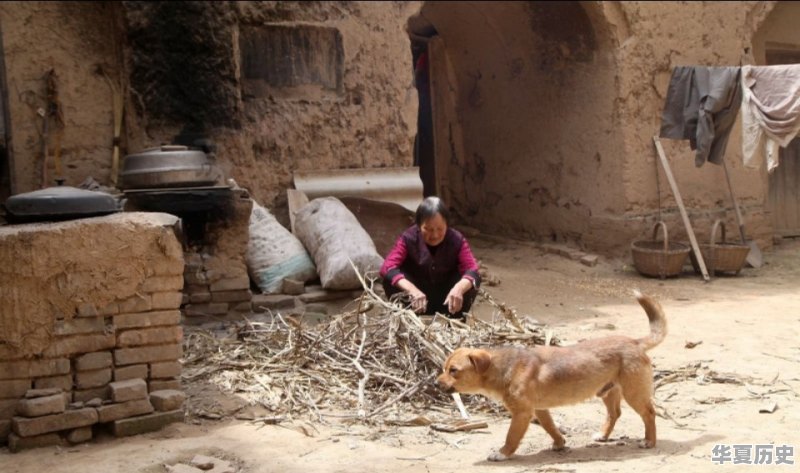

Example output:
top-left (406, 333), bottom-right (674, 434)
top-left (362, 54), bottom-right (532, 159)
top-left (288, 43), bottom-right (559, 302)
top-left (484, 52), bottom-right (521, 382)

top-left (452, 392), bottom-right (470, 420)
top-left (652, 136), bottom-right (710, 281)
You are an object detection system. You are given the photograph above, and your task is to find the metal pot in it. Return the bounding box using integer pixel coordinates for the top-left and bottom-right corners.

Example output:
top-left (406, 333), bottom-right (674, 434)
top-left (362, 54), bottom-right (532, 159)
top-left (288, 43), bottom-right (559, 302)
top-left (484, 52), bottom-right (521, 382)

top-left (119, 145), bottom-right (223, 190)
top-left (3, 186), bottom-right (120, 223)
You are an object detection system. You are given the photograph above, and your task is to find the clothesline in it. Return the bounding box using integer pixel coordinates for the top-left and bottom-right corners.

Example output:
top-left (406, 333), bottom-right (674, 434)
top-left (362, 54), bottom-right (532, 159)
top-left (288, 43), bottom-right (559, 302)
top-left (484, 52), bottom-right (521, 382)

top-left (659, 64), bottom-right (800, 173)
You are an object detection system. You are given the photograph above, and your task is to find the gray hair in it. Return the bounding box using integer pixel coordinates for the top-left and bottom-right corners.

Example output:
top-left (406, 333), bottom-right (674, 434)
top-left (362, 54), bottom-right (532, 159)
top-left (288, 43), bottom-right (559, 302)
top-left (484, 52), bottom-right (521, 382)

top-left (415, 196), bottom-right (449, 226)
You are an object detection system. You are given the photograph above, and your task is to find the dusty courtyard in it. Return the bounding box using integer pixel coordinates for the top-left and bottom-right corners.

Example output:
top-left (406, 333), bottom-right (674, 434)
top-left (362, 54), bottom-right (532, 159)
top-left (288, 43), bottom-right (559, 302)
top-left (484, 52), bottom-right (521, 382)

top-left (2, 234), bottom-right (799, 473)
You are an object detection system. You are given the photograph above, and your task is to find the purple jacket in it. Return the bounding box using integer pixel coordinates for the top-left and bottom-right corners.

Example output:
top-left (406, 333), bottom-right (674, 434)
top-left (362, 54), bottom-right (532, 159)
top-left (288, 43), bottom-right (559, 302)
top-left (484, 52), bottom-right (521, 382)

top-left (380, 225), bottom-right (480, 289)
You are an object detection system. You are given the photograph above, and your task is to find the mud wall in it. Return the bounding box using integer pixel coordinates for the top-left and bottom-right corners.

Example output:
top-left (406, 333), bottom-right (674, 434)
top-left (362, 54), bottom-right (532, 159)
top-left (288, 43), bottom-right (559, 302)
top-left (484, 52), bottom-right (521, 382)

top-left (421, 1), bottom-right (781, 254)
top-left (608, 1), bottom-right (777, 255)
top-left (0, 1), bottom-right (123, 193)
top-left (751, 1), bottom-right (800, 64)
top-left (0, 1), bottom-right (790, 257)
top-left (422, 2), bottom-right (624, 245)
top-left (122, 1), bottom-right (420, 218)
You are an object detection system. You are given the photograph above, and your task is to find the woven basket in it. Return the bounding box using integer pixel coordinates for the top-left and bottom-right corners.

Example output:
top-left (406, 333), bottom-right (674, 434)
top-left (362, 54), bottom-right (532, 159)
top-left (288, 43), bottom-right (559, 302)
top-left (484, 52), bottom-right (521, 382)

top-left (631, 221), bottom-right (690, 279)
top-left (691, 220), bottom-right (750, 276)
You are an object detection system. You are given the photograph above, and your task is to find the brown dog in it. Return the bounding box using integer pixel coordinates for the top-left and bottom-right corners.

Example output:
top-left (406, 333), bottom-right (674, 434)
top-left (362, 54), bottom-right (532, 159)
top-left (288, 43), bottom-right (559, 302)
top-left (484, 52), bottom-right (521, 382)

top-left (436, 290), bottom-right (666, 461)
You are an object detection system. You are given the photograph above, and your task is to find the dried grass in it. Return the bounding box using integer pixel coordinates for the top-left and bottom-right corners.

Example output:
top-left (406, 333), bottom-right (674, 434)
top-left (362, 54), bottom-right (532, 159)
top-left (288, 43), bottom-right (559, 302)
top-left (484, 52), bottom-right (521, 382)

top-left (182, 269), bottom-right (557, 423)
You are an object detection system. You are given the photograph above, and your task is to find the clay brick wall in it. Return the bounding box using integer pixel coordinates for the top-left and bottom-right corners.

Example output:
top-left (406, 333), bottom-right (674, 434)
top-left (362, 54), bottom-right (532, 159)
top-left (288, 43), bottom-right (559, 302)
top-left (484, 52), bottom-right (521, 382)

top-left (0, 213), bottom-right (186, 449)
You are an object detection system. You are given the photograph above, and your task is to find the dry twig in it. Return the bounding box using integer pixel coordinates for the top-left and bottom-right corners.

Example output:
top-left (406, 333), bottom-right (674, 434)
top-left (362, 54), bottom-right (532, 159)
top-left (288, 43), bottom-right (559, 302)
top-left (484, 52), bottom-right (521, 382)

top-left (182, 267), bottom-right (557, 423)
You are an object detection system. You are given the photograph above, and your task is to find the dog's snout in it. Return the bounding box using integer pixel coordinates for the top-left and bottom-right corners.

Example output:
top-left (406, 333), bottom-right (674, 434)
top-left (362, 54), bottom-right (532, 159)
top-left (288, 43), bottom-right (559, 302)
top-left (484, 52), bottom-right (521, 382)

top-left (435, 375), bottom-right (456, 393)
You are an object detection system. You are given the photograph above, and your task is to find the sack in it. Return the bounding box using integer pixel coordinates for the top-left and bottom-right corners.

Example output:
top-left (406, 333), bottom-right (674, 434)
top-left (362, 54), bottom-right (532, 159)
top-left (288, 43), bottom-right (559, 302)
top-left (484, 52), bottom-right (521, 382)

top-left (246, 200), bottom-right (317, 294)
top-left (294, 197), bottom-right (384, 290)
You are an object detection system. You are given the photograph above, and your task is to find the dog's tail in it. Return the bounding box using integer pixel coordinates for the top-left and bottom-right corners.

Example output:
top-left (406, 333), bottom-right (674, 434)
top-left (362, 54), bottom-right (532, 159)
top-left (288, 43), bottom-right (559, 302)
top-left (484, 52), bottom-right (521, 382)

top-left (633, 289), bottom-right (667, 351)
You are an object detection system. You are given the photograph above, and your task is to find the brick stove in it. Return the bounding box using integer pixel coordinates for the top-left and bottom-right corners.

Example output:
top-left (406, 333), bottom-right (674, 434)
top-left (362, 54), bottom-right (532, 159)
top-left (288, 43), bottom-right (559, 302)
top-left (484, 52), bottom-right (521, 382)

top-left (123, 185), bottom-right (254, 324)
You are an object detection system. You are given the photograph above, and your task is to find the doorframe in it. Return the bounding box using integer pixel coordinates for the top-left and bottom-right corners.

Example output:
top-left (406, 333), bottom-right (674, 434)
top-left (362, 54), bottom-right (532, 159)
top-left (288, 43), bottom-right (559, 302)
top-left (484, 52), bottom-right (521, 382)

top-left (0, 22), bottom-right (15, 200)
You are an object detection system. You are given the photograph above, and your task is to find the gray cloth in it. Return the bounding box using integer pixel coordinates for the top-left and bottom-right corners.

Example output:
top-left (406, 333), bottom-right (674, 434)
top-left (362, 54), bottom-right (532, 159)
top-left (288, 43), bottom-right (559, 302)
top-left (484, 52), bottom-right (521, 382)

top-left (741, 65), bottom-right (800, 172)
top-left (659, 66), bottom-right (742, 167)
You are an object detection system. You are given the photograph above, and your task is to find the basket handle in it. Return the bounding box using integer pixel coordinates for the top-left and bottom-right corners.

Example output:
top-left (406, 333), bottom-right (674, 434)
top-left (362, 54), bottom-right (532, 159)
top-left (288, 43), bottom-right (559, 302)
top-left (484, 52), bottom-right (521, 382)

top-left (710, 219), bottom-right (726, 247)
top-left (651, 221), bottom-right (669, 254)
top-left (708, 219), bottom-right (727, 278)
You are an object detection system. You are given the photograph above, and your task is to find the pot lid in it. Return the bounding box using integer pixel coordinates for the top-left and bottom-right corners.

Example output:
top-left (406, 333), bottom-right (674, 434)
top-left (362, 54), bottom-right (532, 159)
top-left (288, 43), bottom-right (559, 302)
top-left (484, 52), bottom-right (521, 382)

top-left (4, 186), bottom-right (120, 221)
top-left (122, 145), bottom-right (209, 172)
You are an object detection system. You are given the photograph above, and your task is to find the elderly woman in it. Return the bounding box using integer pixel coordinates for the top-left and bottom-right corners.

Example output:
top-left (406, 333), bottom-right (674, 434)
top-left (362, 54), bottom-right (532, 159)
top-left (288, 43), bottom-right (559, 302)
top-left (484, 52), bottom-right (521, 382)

top-left (380, 196), bottom-right (481, 319)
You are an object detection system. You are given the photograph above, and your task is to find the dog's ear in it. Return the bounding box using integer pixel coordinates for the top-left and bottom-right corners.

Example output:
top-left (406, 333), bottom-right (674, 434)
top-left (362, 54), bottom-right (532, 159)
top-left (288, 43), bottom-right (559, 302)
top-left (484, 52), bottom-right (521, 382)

top-left (468, 350), bottom-right (491, 374)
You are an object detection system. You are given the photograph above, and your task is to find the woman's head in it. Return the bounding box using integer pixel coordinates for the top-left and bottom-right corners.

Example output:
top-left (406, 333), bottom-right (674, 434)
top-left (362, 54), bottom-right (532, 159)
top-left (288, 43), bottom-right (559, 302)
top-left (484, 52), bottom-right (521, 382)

top-left (416, 196), bottom-right (449, 246)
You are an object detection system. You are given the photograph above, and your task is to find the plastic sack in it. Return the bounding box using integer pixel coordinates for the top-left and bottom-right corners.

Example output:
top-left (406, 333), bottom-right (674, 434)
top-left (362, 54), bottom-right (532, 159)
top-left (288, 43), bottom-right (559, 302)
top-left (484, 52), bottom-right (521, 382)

top-left (246, 200), bottom-right (317, 294)
top-left (293, 197), bottom-right (384, 290)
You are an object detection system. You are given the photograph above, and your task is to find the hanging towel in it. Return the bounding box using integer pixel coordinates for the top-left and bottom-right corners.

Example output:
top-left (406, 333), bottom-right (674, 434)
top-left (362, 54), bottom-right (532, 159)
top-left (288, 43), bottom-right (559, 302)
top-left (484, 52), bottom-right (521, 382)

top-left (741, 64), bottom-right (800, 173)
top-left (659, 66), bottom-right (742, 167)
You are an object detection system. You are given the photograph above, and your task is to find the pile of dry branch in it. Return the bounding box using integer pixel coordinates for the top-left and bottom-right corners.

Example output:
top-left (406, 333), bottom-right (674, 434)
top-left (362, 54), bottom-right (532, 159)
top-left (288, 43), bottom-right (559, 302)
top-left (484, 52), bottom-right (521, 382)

top-left (182, 274), bottom-right (557, 423)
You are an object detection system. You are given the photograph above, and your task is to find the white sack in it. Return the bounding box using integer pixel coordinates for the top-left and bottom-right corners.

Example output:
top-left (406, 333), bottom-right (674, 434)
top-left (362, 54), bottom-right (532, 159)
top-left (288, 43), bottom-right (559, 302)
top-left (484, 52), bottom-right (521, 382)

top-left (294, 197), bottom-right (384, 290)
top-left (246, 200), bottom-right (317, 294)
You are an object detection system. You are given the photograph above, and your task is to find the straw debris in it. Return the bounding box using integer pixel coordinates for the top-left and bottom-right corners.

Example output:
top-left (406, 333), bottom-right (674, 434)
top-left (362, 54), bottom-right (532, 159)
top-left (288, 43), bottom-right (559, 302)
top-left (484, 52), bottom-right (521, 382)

top-left (182, 271), bottom-right (557, 423)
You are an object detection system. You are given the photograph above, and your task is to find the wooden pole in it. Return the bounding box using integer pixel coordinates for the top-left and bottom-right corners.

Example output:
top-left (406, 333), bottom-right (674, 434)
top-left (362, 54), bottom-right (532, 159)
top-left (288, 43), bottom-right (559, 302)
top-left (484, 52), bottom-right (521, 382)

top-left (652, 136), bottom-right (710, 282)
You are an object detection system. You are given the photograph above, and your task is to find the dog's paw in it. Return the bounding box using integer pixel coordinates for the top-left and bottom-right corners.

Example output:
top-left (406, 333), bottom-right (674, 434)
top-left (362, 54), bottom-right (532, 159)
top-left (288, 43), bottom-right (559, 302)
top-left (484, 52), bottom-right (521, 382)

top-left (638, 440), bottom-right (655, 449)
top-left (487, 450), bottom-right (511, 462)
top-left (592, 432), bottom-right (610, 442)
top-left (551, 442), bottom-right (567, 451)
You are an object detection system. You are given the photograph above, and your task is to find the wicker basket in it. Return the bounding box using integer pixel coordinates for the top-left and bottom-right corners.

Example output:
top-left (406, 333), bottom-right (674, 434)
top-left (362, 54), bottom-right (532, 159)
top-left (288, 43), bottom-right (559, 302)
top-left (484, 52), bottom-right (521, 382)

top-left (631, 221), bottom-right (691, 279)
top-left (691, 220), bottom-right (750, 276)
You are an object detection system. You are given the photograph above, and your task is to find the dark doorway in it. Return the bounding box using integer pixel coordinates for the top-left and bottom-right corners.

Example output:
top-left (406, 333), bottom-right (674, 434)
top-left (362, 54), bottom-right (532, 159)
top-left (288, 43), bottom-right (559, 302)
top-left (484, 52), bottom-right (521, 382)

top-left (408, 14), bottom-right (437, 198)
top-left (0, 23), bottom-right (13, 203)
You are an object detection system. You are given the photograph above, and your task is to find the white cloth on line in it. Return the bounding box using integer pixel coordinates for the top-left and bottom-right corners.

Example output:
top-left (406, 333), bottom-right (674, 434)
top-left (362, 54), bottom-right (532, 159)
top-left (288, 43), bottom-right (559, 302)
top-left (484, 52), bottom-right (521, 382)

top-left (741, 64), bottom-right (800, 172)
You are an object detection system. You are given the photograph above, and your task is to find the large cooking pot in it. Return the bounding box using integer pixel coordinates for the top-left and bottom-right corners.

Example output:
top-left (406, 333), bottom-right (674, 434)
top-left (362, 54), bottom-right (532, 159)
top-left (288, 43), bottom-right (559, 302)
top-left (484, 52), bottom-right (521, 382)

top-left (3, 185), bottom-right (120, 223)
top-left (119, 145), bottom-right (223, 190)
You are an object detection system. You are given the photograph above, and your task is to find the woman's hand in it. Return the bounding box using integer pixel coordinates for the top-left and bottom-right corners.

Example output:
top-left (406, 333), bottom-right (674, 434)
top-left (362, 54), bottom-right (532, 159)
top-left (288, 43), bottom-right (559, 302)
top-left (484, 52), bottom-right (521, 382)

top-left (396, 278), bottom-right (427, 313)
top-left (409, 289), bottom-right (428, 313)
top-left (445, 288), bottom-right (463, 314)
top-left (445, 278), bottom-right (474, 314)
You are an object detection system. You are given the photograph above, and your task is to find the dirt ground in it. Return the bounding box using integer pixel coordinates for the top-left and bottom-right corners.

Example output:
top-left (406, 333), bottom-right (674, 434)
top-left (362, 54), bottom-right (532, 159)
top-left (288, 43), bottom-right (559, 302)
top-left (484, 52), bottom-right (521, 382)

top-left (2, 234), bottom-right (799, 472)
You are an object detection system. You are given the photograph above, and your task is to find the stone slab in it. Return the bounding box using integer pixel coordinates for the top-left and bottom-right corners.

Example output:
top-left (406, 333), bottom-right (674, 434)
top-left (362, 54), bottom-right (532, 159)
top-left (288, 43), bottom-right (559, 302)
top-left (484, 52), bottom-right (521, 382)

top-left (117, 326), bottom-right (183, 348)
top-left (43, 334), bottom-right (116, 358)
top-left (118, 294), bottom-right (152, 314)
top-left (149, 390), bottom-right (186, 412)
top-left (149, 379), bottom-right (181, 392)
top-left (114, 365), bottom-right (149, 382)
top-left (66, 426), bottom-right (92, 444)
top-left (8, 432), bottom-right (63, 452)
top-left (114, 310), bottom-right (182, 329)
top-left (211, 289), bottom-right (252, 303)
top-left (109, 378), bottom-right (148, 402)
top-left (183, 303), bottom-right (229, 317)
top-left (0, 359), bottom-right (70, 380)
top-left (141, 275), bottom-right (184, 293)
top-left (151, 292), bottom-right (184, 310)
top-left (17, 394), bottom-right (66, 417)
top-left (112, 409), bottom-right (184, 437)
top-left (34, 375), bottom-right (73, 392)
top-left (150, 361), bottom-right (181, 379)
top-left (114, 344), bottom-right (182, 366)
top-left (0, 419), bottom-right (9, 443)
top-left (281, 278), bottom-right (306, 295)
top-left (1, 399), bottom-right (18, 419)
top-left (209, 276), bottom-right (250, 292)
top-left (0, 379), bottom-right (32, 399)
top-left (54, 317), bottom-right (105, 336)
top-left (73, 387), bottom-right (109, 403)
top-left (75, 368), bottom-right (112, 389)
top-left (96, 398), bottom-right (154, 423)
top-left (251, 294), bottom-right (296, 311)
top-left (168, 465), bottom-right (204, 473)
top-left (12, 407), bottom-right (98, 437)
top-left (75, 352), bottom-right (113, 371)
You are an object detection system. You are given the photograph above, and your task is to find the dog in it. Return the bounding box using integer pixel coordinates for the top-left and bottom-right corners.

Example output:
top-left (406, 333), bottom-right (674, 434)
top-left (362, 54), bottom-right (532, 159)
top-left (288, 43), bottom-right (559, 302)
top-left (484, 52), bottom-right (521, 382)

top-left (436, 290), bottom-right (666, 461)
